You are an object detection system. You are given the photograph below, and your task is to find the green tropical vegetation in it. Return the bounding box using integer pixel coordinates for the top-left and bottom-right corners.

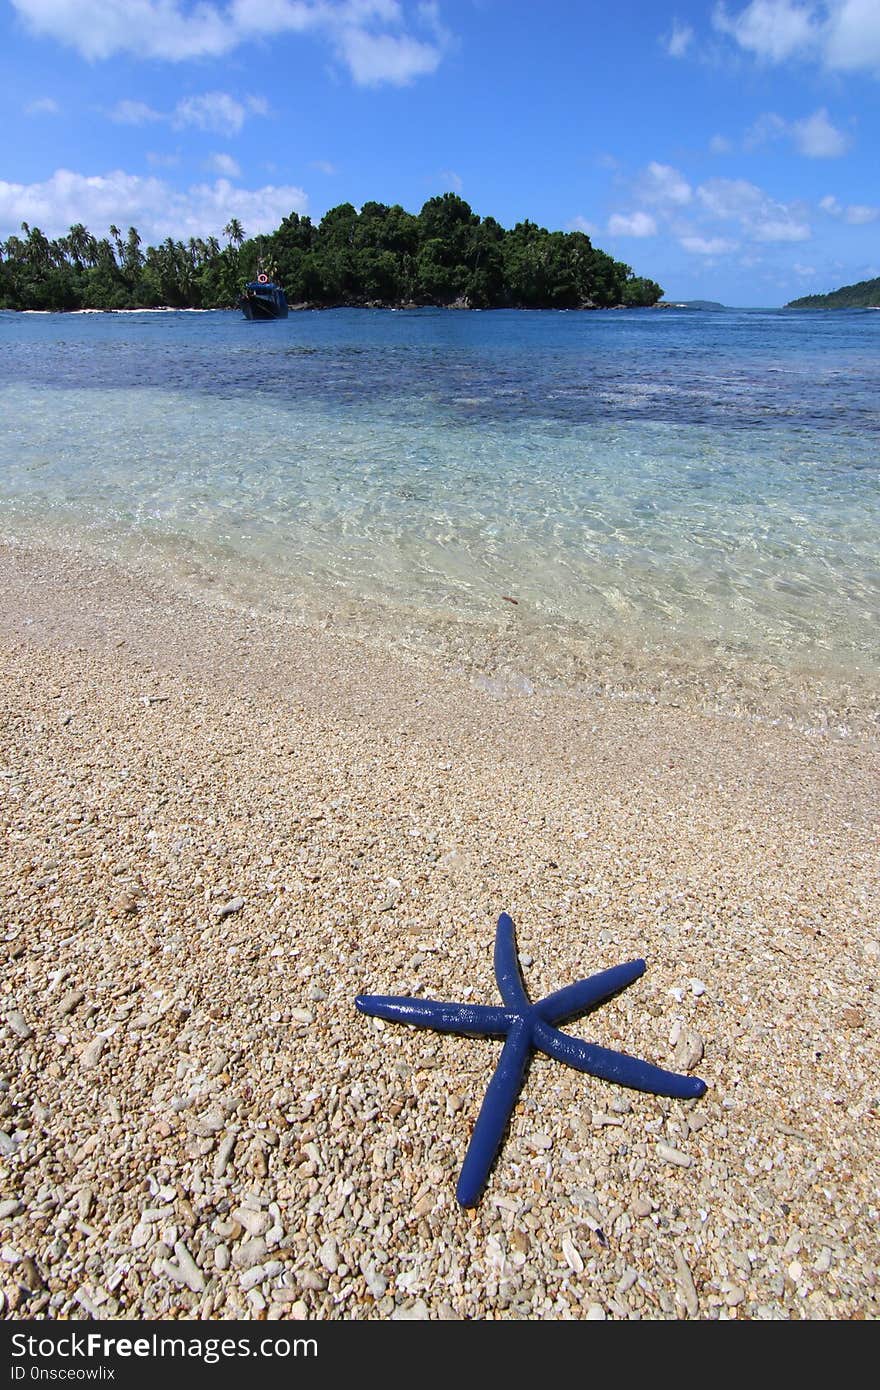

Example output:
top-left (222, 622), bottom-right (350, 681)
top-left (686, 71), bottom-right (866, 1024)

top-left (0, 194), bottom-right (663, 312)
top-left (787, 276), bottom-right (880, 309)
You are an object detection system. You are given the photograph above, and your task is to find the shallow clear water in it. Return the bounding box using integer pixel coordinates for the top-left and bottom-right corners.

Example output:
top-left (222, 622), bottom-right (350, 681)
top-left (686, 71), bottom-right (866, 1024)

top-left (1, 305), bottom-right (878, 719)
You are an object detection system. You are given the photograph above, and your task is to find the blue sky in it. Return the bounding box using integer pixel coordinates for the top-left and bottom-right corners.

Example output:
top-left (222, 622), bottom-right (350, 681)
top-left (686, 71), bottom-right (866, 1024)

top-left (1, 1), bottom-right (878, 305)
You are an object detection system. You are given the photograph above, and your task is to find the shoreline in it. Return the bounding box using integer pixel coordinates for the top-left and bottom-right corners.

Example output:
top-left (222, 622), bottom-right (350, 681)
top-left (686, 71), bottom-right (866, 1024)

top-left (1, 539), bottom-right (877, 1320)
top-left (12, 303), bottom-right (654, 315)
top-left (1, 529), bottom-right (875, 743)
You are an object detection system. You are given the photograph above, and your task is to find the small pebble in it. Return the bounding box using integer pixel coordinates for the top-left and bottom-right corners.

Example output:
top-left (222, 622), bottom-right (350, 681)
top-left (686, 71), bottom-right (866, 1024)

top-left (240, 1262), bottom-right (281, 1292)
top-left (232, 1207), bottom-right (269, 1238)
top-left (213, 1132), bottom-right (237, 1178)
top-left (392, 1299), bottom-right (430, 1320)
top-left (57, 989), bottom-right (85, 1017)
top-left (561, 1234), bottom-right (584, 1273)
top-left (5, 1010), bottom-right (33, 1041)
top-left (673, 1028), bottom-right (705, 1071)
top-left (18, 1257), bottom-right (44, 1292)
top-left (673, 1248), bottom-right (700, 1317)
top-left (656, 1142), bottom-right (692, 1169)
top-left (80, 1036), bottom-right (105, 1070)
top-left (319, 1237), bottom-right (339, 1273)
top-left (172, 1241), bottom-right (205, 1294)
top-left (361, 1262), bottom-right (387, 1299)
top-left (232, 1237), bottom-right (268, 1271)
top-left (216, 897), bottom-right (245, 919)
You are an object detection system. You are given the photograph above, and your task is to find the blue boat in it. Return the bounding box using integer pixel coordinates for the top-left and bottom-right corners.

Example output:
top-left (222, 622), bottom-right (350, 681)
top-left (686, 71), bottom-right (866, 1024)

top-left (239, 271), bottom-right (288, 320)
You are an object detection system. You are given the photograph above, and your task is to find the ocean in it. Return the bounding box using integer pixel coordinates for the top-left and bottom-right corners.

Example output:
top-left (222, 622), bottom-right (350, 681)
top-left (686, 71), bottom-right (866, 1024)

top-left (1, 305), bottom-right (877, 729)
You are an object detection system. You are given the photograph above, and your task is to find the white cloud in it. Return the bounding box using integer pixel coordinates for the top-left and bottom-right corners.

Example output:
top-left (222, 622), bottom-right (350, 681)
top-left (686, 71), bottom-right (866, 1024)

top-left (568, 215), bottom-right (600, 238)
top-left (638, 162), bottom-right (692, 206)
top-left (713, 0), bottom-right (880, 76)
top-left (111, 100), bottom-right (163, 125)
top-left (845, 203), bottom-right (880, 224)
top-left (24, 96), bottom-right (59, 115)
top-left (206, 152), bottom-right (242, 177)
top-left (610, 161), bottom-right (814, 257)
top-left (12, 0), bottom-right (236, 60)
top-left (335, 26), bottom-right (444, 84)
top-left (819, 194), bottom-right (879, 222)
top-left (146, 151), bottom-right (180, 168)
top-left (752, 217), bottom-right (810, 241)
top-left (697, 177), bottom-right (810, 240)
top-left (792, 261), bottom-right (817, 275)
top-left (823, 0), bottom-right (880, 71)
top-left (173, 92), bottom-right (262, 136)
top-left (0, 168), bottom-right (308, 243)
top-left (310, 160), bottom-right (337, 175)
top-left (746, 106), bottom-right (850, 156)
top-left (712, 1), bottom-right (818, 62)
top-left (438, 169), bottom-right (462, 193)
top-left (791, 107), bottom-right (850, 156)
top-left (744, 110), bottom-right (789, 147)
top-left (709, 134), bottom-right (733, 153)
top-left (664, 19), bottom-right (694, 56)
top-left (680, 234), bottom-right (739, 254)
top-left (111, 91), bottom-right (266, 135)
top-left (607, 211), bottom-right (657, 237)
top-left (10, 0), bottom-right (449, 85)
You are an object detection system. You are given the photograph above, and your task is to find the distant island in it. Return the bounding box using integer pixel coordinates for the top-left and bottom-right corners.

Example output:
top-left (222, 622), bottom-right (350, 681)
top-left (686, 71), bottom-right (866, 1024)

top-left (658, 299), bottom-right (726, 310)
top-left (786, 276), bottom-right (880, 309)
top-left (0, 194), bottom-right (663, 313)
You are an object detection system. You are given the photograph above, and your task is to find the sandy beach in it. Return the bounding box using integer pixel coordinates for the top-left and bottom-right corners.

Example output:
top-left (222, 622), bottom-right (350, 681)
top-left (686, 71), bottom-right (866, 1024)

top-left (0, 538), bottom-right (877, 1321)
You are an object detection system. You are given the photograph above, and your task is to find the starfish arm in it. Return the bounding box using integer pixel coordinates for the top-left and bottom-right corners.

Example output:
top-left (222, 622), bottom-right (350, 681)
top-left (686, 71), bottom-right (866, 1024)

top-left (456, 1020), bottom-right (533, 1208)
top-left (493, 912), bottom-right (530, 1011)
top-left (355, 996), bottom-right (515, 1037)
top-left (533, 1020), bottom-right (707, 1100)
top-left (536, 959), bottom-right (647, 1025)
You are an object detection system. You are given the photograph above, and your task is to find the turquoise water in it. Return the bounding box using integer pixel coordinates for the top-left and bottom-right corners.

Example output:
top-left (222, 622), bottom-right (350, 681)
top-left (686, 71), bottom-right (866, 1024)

top-left (1, 306), bottom-right (878, 719)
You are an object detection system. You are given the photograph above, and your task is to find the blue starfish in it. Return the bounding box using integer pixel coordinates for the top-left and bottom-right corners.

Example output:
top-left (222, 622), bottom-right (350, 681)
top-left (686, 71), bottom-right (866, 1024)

top-left (356, 912), bottom-right (707, 1207)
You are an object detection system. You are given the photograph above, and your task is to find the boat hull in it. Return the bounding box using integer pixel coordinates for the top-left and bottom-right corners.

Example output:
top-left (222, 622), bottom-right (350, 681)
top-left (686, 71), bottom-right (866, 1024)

top-left (239, 294), bottom-right (288, 320)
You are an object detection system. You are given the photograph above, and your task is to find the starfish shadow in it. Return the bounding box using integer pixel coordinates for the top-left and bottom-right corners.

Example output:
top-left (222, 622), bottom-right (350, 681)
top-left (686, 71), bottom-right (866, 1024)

top-left (356, 912), bottom-right (707, 1207)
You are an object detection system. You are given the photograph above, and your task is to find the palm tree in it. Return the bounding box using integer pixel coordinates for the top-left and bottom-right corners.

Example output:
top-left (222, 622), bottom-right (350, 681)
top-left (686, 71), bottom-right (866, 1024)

top-left (223, 218), bottom-right (245, 248)
top-left (124, 226), bottom-right (143, 275)
top-left (22, 224), bottom-right (53, 268)
top-left (66, 223), bottom-right (98, 268)
top-left (108, 224), bottom-right (125, 267)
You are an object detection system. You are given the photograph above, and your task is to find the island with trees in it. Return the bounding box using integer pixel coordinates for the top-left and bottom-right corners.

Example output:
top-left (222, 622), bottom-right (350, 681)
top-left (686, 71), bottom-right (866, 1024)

top-left (0, 193), bottom-right (663, 312)
top-left (786, 275), bottom-right (880, 309)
